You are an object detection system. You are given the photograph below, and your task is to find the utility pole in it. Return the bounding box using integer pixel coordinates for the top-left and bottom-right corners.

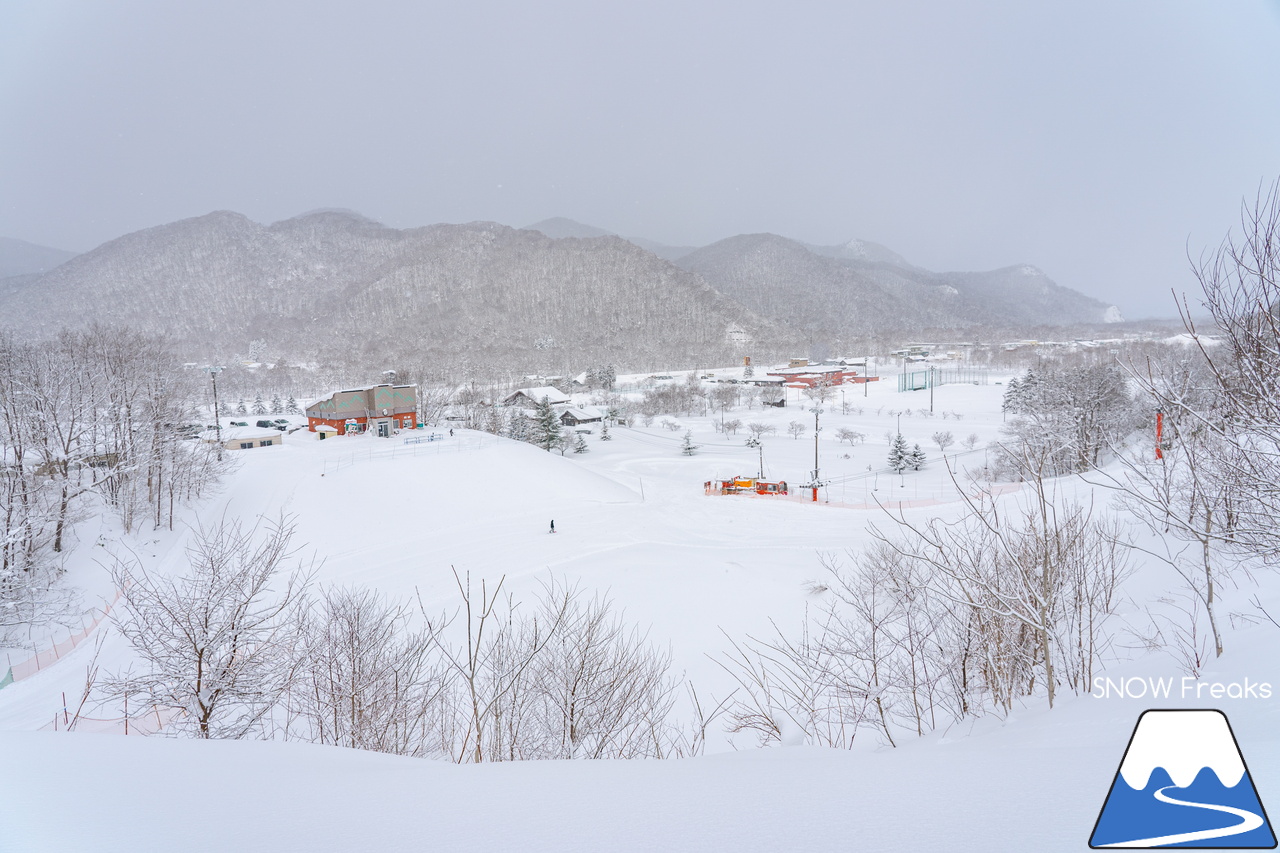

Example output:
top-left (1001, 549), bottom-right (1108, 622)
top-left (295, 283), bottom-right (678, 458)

top-left (929, 365), bottom-right (935, 414)
top-left (865, 357), bottom-right (871, 398)
top-left (203, 365), bottom-right (225, 460)
top-left (747, 436), bottom-right (763, 479)
top-left (809, 405), bottom-right (822, 503)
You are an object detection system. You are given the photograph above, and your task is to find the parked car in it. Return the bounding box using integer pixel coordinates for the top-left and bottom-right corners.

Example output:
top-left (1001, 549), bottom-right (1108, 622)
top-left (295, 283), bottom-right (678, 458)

top-left (255, 420), bottom-right (274, 428)
top-left (231, 421), bottom-right (248, 427)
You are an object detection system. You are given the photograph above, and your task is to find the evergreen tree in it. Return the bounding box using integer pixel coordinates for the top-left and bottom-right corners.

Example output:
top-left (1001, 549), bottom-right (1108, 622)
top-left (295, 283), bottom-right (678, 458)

top-left (1001, 377), bottom-right (1021, 416)
top-left (252, 395), bottom-right (267, 416)
top-left (909, 443), bottom-right (926, 470)
top-left (573, 433), bottom-right (589, 453)
top-left (236, 399), bottom-right (247, 416)
top-left (532, 398), bottom-right (564, 452)
top-left (681, 430), bottom-right (699, 456)
top-left (600, 421), bottom-right (611, 441)
top-left (285, 396), bottom-right (300, 415)
top-left (270, 394), bottom-right (283, 415)
top-left (507, 412), bottom-right (530, 443)
top-left (888, 433), bottom-right (910, 473)
top-left (219, 402), bottom-right (233, 416)
top-left (743, 362), bottom-right (754, 379)
top-left (483, 406), bottom-right (504, 436)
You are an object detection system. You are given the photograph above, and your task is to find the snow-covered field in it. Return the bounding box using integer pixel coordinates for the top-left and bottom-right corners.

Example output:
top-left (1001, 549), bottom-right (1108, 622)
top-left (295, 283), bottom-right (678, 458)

top-left (2, 371), bottom-right (1278, 851)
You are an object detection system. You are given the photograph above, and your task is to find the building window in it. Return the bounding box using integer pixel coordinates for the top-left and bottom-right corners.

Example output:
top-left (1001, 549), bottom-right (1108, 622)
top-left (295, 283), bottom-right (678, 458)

top-left (240, 442), bottom-right (253, 449)
top-left (259, 440), bottom-right (272, 447)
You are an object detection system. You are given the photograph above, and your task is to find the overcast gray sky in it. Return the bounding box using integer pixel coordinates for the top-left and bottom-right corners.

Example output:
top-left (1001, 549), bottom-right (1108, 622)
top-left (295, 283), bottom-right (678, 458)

top-left (2, 1), bottom-right (1279, 318)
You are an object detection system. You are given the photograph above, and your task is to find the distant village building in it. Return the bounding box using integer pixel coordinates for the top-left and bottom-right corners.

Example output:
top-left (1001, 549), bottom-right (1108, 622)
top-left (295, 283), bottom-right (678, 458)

top-left (559, 407), bottom-right (602, 427)
top-left (203, 427), bottom-right (285, 451)
top-left (766, 365), bottom-right (862, 387)
top-left (306, 384), bottom-right (417, 436)
top-left (501, 386), bottom-right (571, 408)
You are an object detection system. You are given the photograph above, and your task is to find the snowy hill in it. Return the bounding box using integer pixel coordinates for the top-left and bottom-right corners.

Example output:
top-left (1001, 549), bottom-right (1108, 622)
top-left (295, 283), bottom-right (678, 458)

top-left (1, 371), bottom-right (1279, 851)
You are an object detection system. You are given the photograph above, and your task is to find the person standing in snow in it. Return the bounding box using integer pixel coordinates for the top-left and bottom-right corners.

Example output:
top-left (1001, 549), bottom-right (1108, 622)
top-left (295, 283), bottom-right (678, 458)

top-left (549, 520), bottom-right (555, 534)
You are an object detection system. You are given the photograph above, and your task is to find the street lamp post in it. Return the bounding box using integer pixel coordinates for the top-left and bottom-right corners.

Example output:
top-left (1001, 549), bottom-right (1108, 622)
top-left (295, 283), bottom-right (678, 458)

top-left (203, 365), bottom-right (225, 460)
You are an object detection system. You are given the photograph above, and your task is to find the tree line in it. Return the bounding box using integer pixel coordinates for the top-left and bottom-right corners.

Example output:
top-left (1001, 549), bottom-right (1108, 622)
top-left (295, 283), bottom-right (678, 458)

top-left (0, 326), bottom-right (227, 645)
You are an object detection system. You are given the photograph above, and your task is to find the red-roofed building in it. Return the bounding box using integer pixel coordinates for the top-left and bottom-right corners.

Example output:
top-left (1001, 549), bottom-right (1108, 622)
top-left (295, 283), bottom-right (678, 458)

top-left (766, 365), bottom-right (864, 387)
top-left (306, 384), bottom-right (417, 436)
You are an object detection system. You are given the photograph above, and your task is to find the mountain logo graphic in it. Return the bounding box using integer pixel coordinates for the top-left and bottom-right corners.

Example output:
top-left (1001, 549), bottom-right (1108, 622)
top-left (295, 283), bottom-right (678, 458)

top-left (1090, 709), bottom-right (1276, 848)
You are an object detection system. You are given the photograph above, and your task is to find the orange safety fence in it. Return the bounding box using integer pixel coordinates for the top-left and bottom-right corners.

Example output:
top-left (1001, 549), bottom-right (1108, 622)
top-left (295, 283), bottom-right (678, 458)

top-left (1, 589), bottom-right (122, 690)
top-left (40, 701), bottom-right (182, 735)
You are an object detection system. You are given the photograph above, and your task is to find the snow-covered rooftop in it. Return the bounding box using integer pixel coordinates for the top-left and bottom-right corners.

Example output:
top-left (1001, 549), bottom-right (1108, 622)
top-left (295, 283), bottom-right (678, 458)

top-left (504, 386), bottom-right (570, 405)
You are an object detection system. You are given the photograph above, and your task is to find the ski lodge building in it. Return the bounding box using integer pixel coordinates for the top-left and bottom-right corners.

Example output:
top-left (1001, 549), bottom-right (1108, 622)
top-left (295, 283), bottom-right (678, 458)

top-left (202, 426), bottom-right (285, 451)
top-left (306, 384), bottom-right (418, 436)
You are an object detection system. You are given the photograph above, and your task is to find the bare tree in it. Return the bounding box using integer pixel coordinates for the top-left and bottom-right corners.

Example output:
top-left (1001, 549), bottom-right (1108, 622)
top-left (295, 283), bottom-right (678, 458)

top-left (835, 427), bottom-right (865, 446)
top-left (787, 420), bottom-right (807, 440)
top-left (1101, 183), bottom-right (1280, 656)
top-left (108, 514), bottom-right (313, 739)
top-left (931, 430), bottom-right (955, 453)
top-left (522, 584), bottom-right (678, 759)
top-left (746, 422), bottom-right (777, 440)
top-left (874, 463), bottom-right (1130, 709)
top-left (419, 569), bottom-right (571, 763)
top-left (291, 587), bottom-right (451, 756)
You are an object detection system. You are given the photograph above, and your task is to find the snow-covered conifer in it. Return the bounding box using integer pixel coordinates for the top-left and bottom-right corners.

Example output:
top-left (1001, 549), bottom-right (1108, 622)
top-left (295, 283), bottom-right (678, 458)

top-left (888, 433), bottom-right (909, 473)
top-left (532, 398), bottom-right (565, 452)
top-left (910, 443), bottom-right (926, 470)
top-left (681, 430), bottom-right (699, 456)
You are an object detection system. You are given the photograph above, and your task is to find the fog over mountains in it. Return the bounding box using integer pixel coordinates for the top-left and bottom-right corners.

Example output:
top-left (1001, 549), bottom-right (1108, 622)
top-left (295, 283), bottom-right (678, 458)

top-left (0, 211), bottom-right (1120, 374)
top-left (0, 236), bottom-right (78, 279)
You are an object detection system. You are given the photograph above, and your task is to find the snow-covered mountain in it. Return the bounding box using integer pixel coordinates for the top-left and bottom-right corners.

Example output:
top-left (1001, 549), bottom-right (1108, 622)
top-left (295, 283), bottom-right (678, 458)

top-left (0, 211), bottom-right (791, 373)
top-left (0, 211), bottom-right (1120, 372)
top-left (675, 234), bottom-right (1118, 336)
top-left (523, 217), bottom-right (697, 262)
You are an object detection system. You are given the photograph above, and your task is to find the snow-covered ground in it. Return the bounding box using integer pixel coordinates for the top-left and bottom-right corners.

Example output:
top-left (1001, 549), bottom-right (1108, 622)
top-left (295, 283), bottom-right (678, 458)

top-left (2, 371), bottom-right (1278, 851)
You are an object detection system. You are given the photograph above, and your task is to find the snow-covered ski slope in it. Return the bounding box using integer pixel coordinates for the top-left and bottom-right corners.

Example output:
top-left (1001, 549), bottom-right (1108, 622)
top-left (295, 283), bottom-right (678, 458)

top-left (2, 373), bottom-right (1279, 851)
